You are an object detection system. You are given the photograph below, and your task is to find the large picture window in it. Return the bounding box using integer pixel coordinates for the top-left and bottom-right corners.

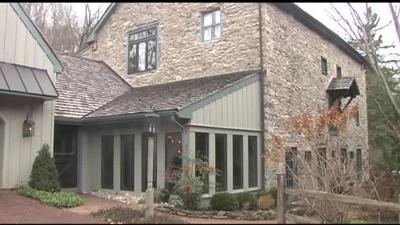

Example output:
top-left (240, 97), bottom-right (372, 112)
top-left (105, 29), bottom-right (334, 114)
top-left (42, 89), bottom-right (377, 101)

top-left (128, 26), bottom-right (157, 74)
top-left (215, 134), bottom-right (227, 192)
top-left (120, 134), bottom-right (135, 191)
top-left (233, 135), bottom-right (243, 190)
top-left (101, 135), bottom-right (114, 189)
top-left (248, 136), bottom-right (258, 188)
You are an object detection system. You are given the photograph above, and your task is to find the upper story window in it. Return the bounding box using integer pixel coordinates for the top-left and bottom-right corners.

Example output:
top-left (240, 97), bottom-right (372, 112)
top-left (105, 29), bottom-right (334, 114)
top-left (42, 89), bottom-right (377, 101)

top-left (321, 57), bottom-right (327, 75)
top-left (128, 26), bottom-right (158, 74)
top-left (202, 9), bottom-right (221, 42)
top-left (336, 65), bottom-right (342, 78)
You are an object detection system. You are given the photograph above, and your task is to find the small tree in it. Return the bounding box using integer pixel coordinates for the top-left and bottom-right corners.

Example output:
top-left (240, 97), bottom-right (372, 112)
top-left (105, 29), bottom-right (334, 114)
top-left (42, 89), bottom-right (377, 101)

top-left (29, 144), bottom-right (61, 192)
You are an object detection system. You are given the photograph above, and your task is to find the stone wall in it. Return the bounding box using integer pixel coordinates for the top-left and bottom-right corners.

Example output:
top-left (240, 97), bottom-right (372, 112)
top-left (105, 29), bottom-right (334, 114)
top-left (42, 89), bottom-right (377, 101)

top-left (261, 4), bottom-right (369, 189)
top-left (91, 3), bottom-right (261, 87)
top-left (89, 3), bottom-right (369, 190)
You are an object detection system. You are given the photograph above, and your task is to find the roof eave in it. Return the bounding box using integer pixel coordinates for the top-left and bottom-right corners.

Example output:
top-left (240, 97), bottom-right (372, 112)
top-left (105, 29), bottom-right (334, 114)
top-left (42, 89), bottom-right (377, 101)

top-left (273, 3), bottom-right (370, 67)
top-left (85, 3), bottom-right (118, 44)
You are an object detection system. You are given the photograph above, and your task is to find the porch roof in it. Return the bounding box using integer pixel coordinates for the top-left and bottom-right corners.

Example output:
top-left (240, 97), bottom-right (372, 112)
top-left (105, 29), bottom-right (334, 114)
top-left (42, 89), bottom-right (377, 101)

top-left (84, 70), bottom-right (260, 120)
top-left (0, 61), bottom-right (58, 100)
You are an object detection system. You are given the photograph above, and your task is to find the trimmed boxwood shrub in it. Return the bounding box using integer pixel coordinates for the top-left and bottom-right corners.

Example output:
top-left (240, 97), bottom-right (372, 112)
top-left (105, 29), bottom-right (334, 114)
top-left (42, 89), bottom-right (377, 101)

top-left (29, 144), bottom-right (61, 192)
top-left (236, 193), bottom-right (257, 210)
top-left (18, 186), bottom-right (84, 208)
top-left (210, 193), bottom-right (239, 211)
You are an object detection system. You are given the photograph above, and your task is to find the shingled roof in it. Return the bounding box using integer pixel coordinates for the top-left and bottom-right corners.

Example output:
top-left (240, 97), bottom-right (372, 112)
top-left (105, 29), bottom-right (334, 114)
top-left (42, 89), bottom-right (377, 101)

top-left (327, 77), bottom-right (360, 98)
top-left (55, 54), bottom-right (132, 120)
top-left (84, 70), bottom-right (259, 120)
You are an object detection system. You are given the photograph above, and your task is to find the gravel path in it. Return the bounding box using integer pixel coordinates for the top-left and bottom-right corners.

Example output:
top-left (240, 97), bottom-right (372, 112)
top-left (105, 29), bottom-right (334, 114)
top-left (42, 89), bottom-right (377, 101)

top-left (0, 189), bottom-right (105, 224)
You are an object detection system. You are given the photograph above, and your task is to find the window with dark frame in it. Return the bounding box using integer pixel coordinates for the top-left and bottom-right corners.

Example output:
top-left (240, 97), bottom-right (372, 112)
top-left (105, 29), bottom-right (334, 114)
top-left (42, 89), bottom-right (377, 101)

top-left (336, 65), bottom-right (342, 78)
top-left (233, 135), bottom-right (243, 190)
top-left (215, 134), bottom-right (227, 192)
top-left (248, 136), bottom-right (258, 188)
top-left (120, 134), bottom-right (135, 191)
top-left (128, 26), bottom-right (157, 74)
top-left (356, 149), bottom-right (362, 179)
top-left (202, 9), bottom-right (221, 42)
top-left (195, 133), bottom-right (209, 194)
top-left (356, 110), bottom-right (360, 126)
top-left (340, 148), bottom-right (348, 166)
top-left (321, 57), bottom-right (327, 75)
top-left (285, 147), bottom-right (298, 188)
top-left (349, 151), bottom-right (355, 161)
top-left (101, 135), bottom-right (114, 189)
top-left (305, 151), bottom-right (312, 167)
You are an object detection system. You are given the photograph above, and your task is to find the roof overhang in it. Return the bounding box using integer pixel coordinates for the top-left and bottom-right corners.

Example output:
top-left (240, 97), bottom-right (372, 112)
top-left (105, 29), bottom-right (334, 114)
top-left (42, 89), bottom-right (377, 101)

top-left (326, 77), bottom-right (360, 108)
top-left (0, 61), bottom-right (58, 100)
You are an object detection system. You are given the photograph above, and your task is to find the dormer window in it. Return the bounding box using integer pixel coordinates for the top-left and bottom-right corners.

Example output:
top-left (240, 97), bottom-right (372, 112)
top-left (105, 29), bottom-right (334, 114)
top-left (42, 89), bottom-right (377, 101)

top-left (202, 9), bottom-right (221, 42)
top-left (128, 26), bottom-right (158, 74)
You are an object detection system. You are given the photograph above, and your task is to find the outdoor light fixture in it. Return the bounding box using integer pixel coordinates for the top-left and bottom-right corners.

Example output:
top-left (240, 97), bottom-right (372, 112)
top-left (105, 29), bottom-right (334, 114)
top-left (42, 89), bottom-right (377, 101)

top-left (23, 112), bottom-right (35, 137)
top-left (143, 112), bottom-right (160, 135)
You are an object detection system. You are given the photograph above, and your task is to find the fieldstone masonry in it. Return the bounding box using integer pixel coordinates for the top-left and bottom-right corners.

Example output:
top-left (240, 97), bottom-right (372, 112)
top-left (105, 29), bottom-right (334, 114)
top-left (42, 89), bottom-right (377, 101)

top-left (88, 3), bottom-right (369, 190)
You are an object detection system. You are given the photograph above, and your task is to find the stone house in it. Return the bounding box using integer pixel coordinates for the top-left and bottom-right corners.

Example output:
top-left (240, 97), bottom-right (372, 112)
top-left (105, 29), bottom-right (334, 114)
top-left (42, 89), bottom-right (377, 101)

top-left (54, 2), bottom-right (369, 195)
top-left (0, 3), bottom-right (62, 189)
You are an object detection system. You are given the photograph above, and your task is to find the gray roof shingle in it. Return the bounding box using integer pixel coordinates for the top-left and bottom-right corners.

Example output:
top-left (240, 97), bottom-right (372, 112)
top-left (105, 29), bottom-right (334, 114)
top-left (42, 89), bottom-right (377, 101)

top-left (85, 70), bottom-right (259, 119)
top-left (327, 77), bottom-right (360, 97)
top-left (55, 54), bottom-right (132, 119)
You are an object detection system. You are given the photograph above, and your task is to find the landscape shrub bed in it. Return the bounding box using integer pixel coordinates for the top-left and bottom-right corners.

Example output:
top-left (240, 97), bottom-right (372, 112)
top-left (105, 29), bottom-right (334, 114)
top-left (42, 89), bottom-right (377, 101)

top-left (93, 206), bottom-right (187, 224)
top-left (17, 186), bottom-right (84, 208)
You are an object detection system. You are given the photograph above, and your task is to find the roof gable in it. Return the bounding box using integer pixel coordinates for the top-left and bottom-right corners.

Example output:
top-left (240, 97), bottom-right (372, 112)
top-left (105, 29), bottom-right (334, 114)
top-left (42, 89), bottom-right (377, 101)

top-left (10, 3), bottom-right (63, 73)
top-left (85, 3), bottom-right (367, 67)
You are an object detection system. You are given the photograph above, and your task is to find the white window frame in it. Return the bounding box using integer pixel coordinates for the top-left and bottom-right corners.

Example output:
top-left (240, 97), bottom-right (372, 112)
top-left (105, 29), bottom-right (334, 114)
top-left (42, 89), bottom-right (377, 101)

top-left (201, 9), bottom-right (222, 42)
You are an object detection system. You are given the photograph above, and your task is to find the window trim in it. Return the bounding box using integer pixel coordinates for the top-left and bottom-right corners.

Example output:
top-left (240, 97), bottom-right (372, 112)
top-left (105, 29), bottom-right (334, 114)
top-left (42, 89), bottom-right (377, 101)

top-left (201, 8), bottom-right (223, 43)
top-left (126, 23), bottom-right (160, 76)
top-left (321, 56), bottom-right (327, 75)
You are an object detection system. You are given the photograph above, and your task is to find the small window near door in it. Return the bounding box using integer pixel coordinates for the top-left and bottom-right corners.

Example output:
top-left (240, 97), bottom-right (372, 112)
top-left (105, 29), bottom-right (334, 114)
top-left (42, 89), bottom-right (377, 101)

top-left (336, 65), bottom-right (342, 78)
top-left (356, 110), bottom-right (360, 126)
top-left (101, 135), bottom-right (114, 189)
top-left (232, 135), bottom-right (243, 190)
top-left (248, 136), bottom-right (258, 188)
top-left (202, 9), bottom-right (221, 42)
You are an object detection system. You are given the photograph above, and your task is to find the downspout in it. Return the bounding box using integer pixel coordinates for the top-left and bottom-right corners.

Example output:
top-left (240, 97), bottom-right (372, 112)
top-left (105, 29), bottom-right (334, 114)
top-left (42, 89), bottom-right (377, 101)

top-left (258, 2), bottom-right (268, 190)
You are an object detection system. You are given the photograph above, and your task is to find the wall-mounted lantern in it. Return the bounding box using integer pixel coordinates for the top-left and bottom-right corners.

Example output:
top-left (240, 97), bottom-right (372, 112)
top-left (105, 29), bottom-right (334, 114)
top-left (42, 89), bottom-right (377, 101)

top-left (143, 112), bottom-right (160, 135)
top-left (23, 112), bottom-right (35, 137)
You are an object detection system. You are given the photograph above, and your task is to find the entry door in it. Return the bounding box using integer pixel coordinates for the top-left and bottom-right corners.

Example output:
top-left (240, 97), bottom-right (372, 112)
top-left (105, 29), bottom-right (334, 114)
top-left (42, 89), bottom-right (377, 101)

top-left (54, 124), bottom-right (78, 188)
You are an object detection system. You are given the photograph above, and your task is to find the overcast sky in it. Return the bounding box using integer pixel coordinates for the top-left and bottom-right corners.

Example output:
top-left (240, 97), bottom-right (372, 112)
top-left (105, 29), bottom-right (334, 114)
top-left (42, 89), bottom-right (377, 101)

top-left (73, 3), bottom-right (399, 58)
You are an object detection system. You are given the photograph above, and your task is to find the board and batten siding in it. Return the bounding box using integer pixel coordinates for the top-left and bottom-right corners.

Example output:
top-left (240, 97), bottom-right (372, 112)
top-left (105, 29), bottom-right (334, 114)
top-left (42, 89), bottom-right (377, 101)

top-left (0, 3), bottom-right (56, 188)
top-left (189, 81), bottom-right (261, 131)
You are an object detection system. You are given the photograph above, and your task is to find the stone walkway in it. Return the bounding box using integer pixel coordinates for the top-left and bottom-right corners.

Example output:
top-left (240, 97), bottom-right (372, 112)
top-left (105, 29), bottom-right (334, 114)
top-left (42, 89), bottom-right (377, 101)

top-left (0, 190), bottom-right (104, 224)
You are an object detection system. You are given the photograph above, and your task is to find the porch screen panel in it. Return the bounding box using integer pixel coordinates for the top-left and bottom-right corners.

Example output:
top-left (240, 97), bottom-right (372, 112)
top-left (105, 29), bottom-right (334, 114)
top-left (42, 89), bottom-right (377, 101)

top-left (248, 136), bottom-right (258, 188)
top-left (215, 134), bottom-right (227, 192)
top-left (195, 133), bottom-right (209, 193)
top-left (233, 135), bottom-right (243, 189)
top-left (121, 134), bottom-right (135, 191)
top-left (101, 135), bottom-right (114, 189)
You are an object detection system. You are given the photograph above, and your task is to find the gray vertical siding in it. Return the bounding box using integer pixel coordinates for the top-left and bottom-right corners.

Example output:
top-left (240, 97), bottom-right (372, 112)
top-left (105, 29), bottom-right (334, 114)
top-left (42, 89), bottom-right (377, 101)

top-left (0, 3), bottom-right (56, 189)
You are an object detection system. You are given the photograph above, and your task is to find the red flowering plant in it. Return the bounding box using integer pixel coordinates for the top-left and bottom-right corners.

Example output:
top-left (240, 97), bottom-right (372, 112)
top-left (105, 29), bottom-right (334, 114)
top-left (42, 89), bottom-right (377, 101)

top-left (165, 155), bottom-right (216, 210)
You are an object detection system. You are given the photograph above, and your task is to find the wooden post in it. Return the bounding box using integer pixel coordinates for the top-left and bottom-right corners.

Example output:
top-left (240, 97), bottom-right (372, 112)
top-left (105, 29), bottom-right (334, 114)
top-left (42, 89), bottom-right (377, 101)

top-left (277, 173), bottom-right (286, 224)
